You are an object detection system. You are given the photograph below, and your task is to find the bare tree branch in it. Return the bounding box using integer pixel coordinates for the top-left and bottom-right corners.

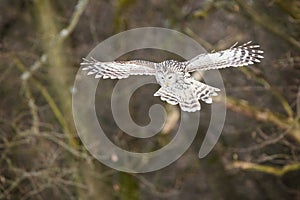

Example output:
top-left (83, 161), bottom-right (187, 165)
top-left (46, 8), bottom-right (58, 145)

top-left (228, 161), bottom-right (300, 176)
top-left (20, 0), bottom-right (89, 81)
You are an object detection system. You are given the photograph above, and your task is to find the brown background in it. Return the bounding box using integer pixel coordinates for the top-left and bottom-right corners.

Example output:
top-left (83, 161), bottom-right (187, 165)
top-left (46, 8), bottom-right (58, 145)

top-left (0, 0), bottom-right (299, 199)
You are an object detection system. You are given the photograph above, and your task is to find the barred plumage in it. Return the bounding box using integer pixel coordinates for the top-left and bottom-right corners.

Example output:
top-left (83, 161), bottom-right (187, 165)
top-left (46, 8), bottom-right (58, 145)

top-left (186, 41), bottom-right (264, 71)
top-left (80, 41), bottom-right (264, 112)
top-left (81, 58), bottom-right (156, 79)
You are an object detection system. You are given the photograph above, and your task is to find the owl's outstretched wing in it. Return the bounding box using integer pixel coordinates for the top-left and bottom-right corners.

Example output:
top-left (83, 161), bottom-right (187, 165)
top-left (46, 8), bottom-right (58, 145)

top-left (154, 78), bottom-right (220, 112)
top-left (186, 41), bottom-right (264, 72)
top-left (81, 57), bottom-right (156, 79)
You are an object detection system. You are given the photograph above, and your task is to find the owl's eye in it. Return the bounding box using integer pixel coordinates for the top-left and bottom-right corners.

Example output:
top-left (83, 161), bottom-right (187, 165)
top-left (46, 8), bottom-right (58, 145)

top-left (167, 75), bottom-right (174, 80)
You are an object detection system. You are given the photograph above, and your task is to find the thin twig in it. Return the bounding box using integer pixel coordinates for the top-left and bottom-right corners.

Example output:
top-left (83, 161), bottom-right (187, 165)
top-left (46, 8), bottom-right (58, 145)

top-left (22, 80), bottom-right (40, 135)
top-left (230, 129), bottom-right (288, 153)
top-left (20, 0), bottom-right (89, 81)
top-left (27, 131), bottom-right (87, 159)
top-left (12, 54), bottom-right (76, 147)
top-left (133, 175), bottom-right (180, 198)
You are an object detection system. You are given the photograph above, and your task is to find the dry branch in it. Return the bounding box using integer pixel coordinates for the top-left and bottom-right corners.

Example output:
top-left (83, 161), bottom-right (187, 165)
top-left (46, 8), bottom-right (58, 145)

top-left (12, 55), bottom-right (75, 147)
top-left (225, 96), bottom-right (300, 143)
top-left (20, 0), bottom-right (89, 81)
top-left (240, 67), bottom-right (294, 118)
top-left (228, 161), bottom-right (300, 176)
top-left (235, 0), bottom-right (300, 51)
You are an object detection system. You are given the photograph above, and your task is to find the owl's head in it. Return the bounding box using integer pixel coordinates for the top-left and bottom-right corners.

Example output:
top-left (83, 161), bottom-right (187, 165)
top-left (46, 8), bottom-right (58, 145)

top-left (155, 60), bottom-right (186, 87)
top-left (156, 71), bottom-right (178, 87)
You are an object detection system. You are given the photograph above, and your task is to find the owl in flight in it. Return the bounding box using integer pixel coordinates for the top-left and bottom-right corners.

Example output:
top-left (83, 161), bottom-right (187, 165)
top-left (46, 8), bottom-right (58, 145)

top-left (81, 41), bottom-right (263, 112)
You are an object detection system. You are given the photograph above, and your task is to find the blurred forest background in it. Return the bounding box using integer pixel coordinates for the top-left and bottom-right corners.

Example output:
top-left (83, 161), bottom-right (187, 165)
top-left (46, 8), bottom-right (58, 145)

top-left (1, 0), bottom-right (300, 199)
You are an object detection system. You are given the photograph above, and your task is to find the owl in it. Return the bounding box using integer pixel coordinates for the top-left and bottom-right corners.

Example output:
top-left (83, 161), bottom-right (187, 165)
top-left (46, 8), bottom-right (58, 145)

top-left (80, 41), bottom-right (263, 112)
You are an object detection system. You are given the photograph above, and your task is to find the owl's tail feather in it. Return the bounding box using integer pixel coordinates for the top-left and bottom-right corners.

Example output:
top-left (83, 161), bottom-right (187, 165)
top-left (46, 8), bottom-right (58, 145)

top-left (154, 88), bottom-right (178, 106)
top-left (179, 98), bottom-right (201, 112)
top-left (154, 87), bottom-right (201, 112)
top-left (190, 79), bottom-right (220, 104)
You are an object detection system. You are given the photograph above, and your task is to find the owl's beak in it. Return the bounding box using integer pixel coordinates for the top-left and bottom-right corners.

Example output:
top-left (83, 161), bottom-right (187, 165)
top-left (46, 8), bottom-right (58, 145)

top-left (165, 81), bottom-right (169, 87)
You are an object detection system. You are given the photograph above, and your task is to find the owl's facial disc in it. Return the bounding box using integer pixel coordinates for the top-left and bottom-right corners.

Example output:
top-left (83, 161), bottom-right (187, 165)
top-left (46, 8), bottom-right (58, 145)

top-left (155, 70), bottom-right (178, 87)
top-left (163, 73), bottom-right (176, 87)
